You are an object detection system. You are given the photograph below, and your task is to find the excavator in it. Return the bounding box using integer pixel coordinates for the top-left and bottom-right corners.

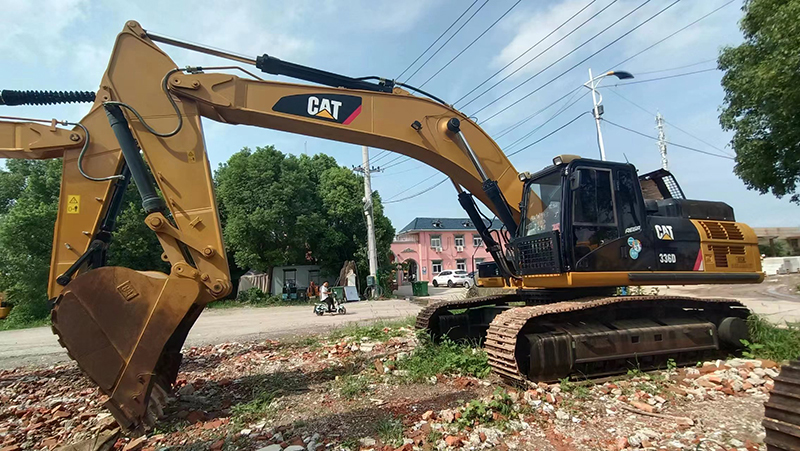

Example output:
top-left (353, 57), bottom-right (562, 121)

top-left (0, 22), bottom-right (795, 448)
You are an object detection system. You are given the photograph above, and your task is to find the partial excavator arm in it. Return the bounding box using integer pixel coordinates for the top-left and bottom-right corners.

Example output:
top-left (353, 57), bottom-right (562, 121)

top-left (0, 20), bottom-right (525, 432)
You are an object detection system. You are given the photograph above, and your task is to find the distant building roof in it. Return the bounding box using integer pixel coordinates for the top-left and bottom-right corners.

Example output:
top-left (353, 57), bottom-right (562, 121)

top-left (398, 217), bottom-right (504, 234)
top-left (752, 227), bottom-right (800, 239)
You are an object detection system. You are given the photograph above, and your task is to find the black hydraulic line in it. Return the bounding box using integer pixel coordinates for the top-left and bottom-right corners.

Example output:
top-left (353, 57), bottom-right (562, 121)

top-left (458, 192), bottom-right (516, 281)
top-left (0, 90), bottom-right (95, 106)
top-left (256, 55), bottom-right (394, 93)
top-left (98, 164), bottom-right (132, 236)
top-left (104, 104), bottom-right (167, 214)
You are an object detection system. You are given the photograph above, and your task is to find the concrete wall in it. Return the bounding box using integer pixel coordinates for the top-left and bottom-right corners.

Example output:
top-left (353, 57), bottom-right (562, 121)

top-left (270, 265), bottom-right (328, 294)
top-left (762, 257), bottom-right (800, 275)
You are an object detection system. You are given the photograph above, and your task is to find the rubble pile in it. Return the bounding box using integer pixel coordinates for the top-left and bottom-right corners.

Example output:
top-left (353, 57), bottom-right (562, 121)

top-left (0, 321), bottom-right (780, 451)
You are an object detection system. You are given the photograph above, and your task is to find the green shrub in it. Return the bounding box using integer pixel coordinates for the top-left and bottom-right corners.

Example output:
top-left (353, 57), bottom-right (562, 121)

top-left (745, 315), bottom-right (800, 362)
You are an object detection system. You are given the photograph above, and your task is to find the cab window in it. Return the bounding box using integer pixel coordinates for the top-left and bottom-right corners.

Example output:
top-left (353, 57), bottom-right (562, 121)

top-left (524, 170), bottom-right (562, 236)
top-left (572, 168), bottom-right (618, 264)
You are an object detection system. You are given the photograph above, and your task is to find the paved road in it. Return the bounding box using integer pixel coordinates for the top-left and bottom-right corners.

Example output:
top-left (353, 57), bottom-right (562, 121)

top-left (0, 299), bottom-right (422, 369)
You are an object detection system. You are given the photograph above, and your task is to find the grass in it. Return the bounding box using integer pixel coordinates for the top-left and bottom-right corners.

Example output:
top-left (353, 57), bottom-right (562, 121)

top-left (559, 378), bottom-right (593, 399)
top-left (231, 373), bottom-right (303, 424)
top-left (328, 317), bottom-right (415, 342)
top-left (396, 334), bottom-right (490, 382)
top-left (457, 390), bottom-right (516, 429)
top-left (744, 314), bottom-right (800, 362)
top-left (0, 316), bottom-right (50, 331)
top-left (337, 374), bottom-right (370, 399)
top-left (376, 416), bottom-right (404, 447)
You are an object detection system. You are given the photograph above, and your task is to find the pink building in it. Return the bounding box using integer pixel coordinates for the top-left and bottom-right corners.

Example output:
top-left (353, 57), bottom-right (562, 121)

top-left (391, 217), bottom-right (501, 283)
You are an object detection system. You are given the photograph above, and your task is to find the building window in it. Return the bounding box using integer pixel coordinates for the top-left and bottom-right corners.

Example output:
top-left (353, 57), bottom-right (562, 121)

top-left (432, 260), bottom-right (442, 274)
top-left (430, 235), bottom-right (441, 248)
top-left (473, 235), bottom-right (482, 247)
top-left (454, 235), bottom-right (465, 247)
top-left (474, 258), bottom-right (484, 264)
top-left (456, 259), bottom-right (466, 271)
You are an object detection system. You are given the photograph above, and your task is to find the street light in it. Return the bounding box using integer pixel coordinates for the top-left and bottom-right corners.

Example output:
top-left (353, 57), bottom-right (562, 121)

top-left (583, 69), bottom-right (634, 161)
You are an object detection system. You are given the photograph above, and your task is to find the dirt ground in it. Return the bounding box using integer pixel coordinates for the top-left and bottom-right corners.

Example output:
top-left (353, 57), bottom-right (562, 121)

top-left (0, 321), bottom-right (782, 451)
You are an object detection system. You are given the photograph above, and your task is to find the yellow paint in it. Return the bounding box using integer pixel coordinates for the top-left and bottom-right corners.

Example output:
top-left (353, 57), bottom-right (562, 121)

top-left (66, 195), bottom-right (80, 214)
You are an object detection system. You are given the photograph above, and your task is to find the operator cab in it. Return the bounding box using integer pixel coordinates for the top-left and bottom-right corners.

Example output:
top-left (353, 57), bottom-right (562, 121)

top-left (511, 156), bottom-right (736, 275)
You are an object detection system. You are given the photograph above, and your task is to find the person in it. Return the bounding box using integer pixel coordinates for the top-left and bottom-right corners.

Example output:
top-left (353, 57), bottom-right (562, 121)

top-left (320, 281), bottom-right (334, 312)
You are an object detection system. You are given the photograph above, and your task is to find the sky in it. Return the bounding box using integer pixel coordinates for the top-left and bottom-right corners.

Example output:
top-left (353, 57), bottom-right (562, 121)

top-left (1, 0), bottom-right (798, 231)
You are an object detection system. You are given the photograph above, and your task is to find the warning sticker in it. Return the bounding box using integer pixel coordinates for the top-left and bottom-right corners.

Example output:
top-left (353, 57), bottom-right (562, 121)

top-left (66, 195), bottom-right (80, 214)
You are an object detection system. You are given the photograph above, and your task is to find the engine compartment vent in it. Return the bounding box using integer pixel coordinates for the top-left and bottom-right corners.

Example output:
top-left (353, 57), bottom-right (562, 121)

top-left (700, 221), bottom-right (744, 241)
top-left (709, 244), bottom-right (746, 268)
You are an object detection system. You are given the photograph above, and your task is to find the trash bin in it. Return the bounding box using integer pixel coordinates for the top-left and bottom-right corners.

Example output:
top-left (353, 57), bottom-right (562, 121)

top-left (332, 286), bottom-right (345, 300)
top-left (412, 281), bottom-right (429, 297)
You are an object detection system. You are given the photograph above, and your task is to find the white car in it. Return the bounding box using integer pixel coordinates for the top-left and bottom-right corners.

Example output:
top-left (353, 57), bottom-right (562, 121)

top-left (431, 270), bottom-right (472, 288)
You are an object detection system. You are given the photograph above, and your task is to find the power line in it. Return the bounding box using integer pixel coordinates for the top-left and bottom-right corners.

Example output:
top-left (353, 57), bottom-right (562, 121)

top-left (455, 0), bottom-right (598, 107)
top-left (381, 156), bottom-right (412, 170)
top-left (384, 177), bottom-right (450, 204)
top-left (508, 112), bottom-right (591, 157)
top-left (635, 58), bottom-right (717, 76)
top-left (472, 0), bottom-right (659, 117)
top-left (378, 154), bottom-right (406, 167)
top-left (403, 0), bottom-right (492, 83)
top-left (384, 173), bottom-right (448, 203)
top-left (419, 0), bottom-right (523, 89)
top-left (505, 91), bottom-right (589, 151)
top-left (605, 87), bottom-right (734, 156)
top-left (601, 118), bottom-right (734, 160)
top-left (378, 163), bottom-right (423, 177)
top-left (607, 68), bottom-right (716, 86)
top-left (494, 86), bottom-right (581, 139)
top-left (396, 0), bottom-right (482, 80)
top-left (459, 0), bottom-right (619, 110)
top-left (603, 0), bottom-right (736, 72)
top-left (370, 151), bottom-right (392, 163)
top-left (478, 0), bottom-right (680, 123)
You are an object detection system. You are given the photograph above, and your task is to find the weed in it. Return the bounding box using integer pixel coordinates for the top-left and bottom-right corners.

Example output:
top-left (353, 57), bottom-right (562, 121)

top-left (231, 373), bottom-right (302, 424)
top-left (397, 335), bottom-right (490, 382)
top-left (458, 390), bottom-right (515, 429)
top-left (426, 430), bottom-right (443, 444)
top-left (559, 378), bottom-right (592, 399)
top-left (340, 438), bottom-right (360, 451)
top-left (328, 317), bottom-right (414, 342)
top-left (744, 315), bottom-right (800, 362)
top-left (338, 374), bottom-right (370, 399)
top-left (0, 315), bottom-right (50, 331)
top-left (666, 358), bottom-right (677, 372)
top-left (376, 416), bottom-right (403, 447)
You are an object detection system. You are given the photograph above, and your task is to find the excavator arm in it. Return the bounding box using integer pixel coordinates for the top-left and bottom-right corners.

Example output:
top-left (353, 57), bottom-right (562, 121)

top-left (0, 21), bottom-right (525, 431)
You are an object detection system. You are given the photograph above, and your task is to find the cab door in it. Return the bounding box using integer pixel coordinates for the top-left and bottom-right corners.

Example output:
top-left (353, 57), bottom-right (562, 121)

top-left (568, 163), bottom-right (654, 271)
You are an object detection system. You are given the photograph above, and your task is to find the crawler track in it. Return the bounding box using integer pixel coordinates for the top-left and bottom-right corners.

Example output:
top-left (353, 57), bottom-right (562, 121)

top-left (763, 360), bottom-right (800, 451)
top-left (484, 295), bottom-right (746, 382)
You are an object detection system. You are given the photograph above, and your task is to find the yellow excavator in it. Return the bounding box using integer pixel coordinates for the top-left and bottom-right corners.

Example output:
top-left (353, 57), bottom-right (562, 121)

top-left (0, 22), bottom-right (794, 446)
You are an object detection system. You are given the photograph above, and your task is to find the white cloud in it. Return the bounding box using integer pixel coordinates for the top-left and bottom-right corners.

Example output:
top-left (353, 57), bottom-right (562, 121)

top-left (0, 0), bottom-right (89, 61)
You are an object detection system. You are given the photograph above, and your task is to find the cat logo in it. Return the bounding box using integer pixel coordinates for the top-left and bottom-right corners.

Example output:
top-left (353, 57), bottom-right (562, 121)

top-left (273, 94), bottom-right (362, 125)
top-left (654, 224), bottom-right (674, 240)
top-left (307, 97), bottom-right (342, 120)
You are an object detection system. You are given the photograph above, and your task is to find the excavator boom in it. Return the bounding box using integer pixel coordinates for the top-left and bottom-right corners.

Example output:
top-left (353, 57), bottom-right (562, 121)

top-left (0, 21), bottom-right (524, 431)
top-left (0, 21), bottom-right (774, 437)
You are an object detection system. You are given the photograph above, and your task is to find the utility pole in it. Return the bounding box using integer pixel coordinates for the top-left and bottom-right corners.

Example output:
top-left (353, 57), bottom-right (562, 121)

top-left (584, 68), bottom-right (633, 161)
top-left (588, 68), bottom-right (608, 161)
top-left (656, 112), bottom-right (668, 170)
top-left (352, 146), bottom-right (380, 297)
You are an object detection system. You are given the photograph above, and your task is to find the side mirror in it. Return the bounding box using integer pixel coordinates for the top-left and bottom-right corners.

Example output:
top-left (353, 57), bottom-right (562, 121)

top-left (569, 170), bottom-right (582, 190)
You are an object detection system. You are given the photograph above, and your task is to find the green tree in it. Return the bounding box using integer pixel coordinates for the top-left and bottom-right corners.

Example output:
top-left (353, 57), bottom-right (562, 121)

top-left (0, 160), bottom-right (166, 327)
top-left (106, 181), bottom-right (169, 272)
top-left (719, 0), bottom-right (800, 203)
top-left (216, 146), bottom-right (395, 289)
top-left (0, 160), bottom-right (62, 326)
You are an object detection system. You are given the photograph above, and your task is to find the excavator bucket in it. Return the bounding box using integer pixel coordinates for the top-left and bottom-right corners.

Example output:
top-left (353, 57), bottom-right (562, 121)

top-left (51, 266), bottom-right (206, 432)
